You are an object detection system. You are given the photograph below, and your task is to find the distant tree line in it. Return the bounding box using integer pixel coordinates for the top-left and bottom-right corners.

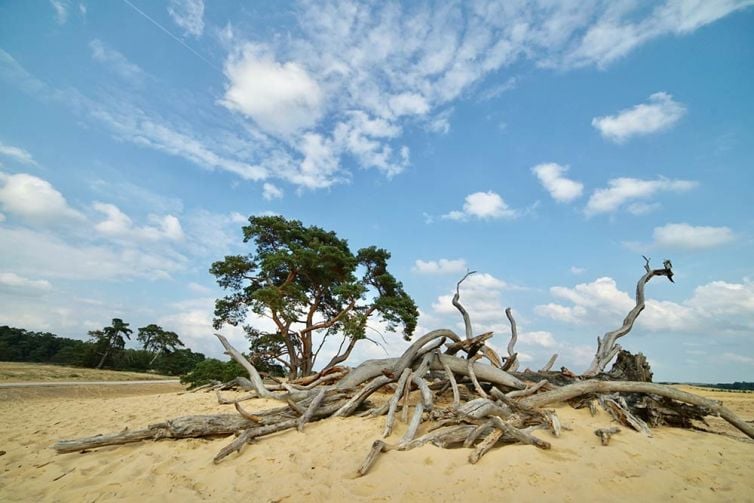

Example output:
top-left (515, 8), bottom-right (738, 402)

top-left (706, 382), bottom-right (754, 391)
top-left (0, 320), bottom-right (284, 387)
top-left (0, 323), bottom-right (204, 376)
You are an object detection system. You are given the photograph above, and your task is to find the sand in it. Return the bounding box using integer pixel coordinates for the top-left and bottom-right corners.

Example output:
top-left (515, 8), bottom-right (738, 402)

top-left (1, 384), bottom-right (752, 502)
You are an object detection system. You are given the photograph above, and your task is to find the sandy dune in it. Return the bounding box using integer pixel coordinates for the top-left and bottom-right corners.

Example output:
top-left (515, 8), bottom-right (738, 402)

top-left (1, 384), bottom-right (752, 502)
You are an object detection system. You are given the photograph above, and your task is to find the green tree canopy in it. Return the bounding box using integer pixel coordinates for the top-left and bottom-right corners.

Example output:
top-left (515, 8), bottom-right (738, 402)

top-left (89, 318), bottom-right (132, 369)
top-left (210, 215), bottom-right (418, 378)
top-left (137, 324), bottom-right (184, 364)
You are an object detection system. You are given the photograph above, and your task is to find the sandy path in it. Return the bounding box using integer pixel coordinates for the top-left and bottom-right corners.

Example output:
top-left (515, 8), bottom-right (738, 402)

top-left (0, 380), bottom-right (180, 388)
top-left (1, 385), bottom-right (752, 502)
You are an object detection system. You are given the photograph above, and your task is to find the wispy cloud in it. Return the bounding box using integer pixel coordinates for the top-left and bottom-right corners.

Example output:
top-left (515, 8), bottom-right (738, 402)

top-left (89, 39), bottom-right (146, 84)
top-left (167, 0), bottom-right (205, 38)
top-left (585, 177), bottom-right (696, 216)
top-left (413, 259), bottom-right (468, 275)
top-left (49, 0), bottom-right (70, 25)
top-left (592, 92), bottom-right (686, 143)
top-left (0, 142), bottom-right (36, 165)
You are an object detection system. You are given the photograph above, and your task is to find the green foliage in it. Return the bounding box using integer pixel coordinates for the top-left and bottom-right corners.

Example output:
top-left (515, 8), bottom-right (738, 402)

top-left (211, 215), bottom-right (418, 377)
top-left (179, 358), bottom-right (247, 388)
top-left (0, 325), bottom-right (206, 377)
top-left (89, 318), bottom-right (133, 369)
top-left (137, 324), bottom-right (184, 354)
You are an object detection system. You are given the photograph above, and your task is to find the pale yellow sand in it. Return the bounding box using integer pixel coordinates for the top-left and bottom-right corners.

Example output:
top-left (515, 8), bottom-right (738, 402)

top-left (1, 384), bottom-right (752, 502)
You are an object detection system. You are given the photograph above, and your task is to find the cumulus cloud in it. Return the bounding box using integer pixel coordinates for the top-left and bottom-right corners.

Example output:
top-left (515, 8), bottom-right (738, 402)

top-left (262, 182), bottom-right (283, 201)
top-left (535, 276), bottom-right (754, 337)
top-left (592, 92), bottom-right (686, 143)
top-left (89, 39), bottom-right (145, 84)
top-left (0, 172), bottom-right (84, 223)
top-left (0, 142), bottom-right (36, 165)
top-left (585, 177), bottom-right (696, 216)
top-left (0, 272), bottom-right (52, 296)
top-left (443, 191), bottom-right (518, 221)
top-left (652, 223), bottom-right (735, 250)
top-left (413, 259), bottom-right (467, 275)
top-left (93, 202), bottom-right (184, 242)
top-left (167, 0), bottom-right (205, 38)
top-left (531, 163), bottom-right (583, 203)
top-left (222, 44), bottom-right (324, 136)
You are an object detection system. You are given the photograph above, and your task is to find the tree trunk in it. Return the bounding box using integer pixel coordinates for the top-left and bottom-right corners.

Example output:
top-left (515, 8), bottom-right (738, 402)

top-left (96, 345), bottom-right (111, 369)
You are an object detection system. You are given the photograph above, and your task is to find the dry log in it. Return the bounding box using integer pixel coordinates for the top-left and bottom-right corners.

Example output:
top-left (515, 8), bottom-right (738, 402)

top-left (490, 416), bottom-right (551, 450)
top-left (539, 354), bottom-right (558, 372)
top-left (440, 358), bottom-right (460, 408)
top-left (468, 429), bottom-right (503, 464)
top-left (215, 333), bottom-right (273, 398)
top-left (467, 355), bottom-right (489, 399)
top-left (519, 380), bottom-right (754, 440)
top-left (595, 427), bottom-right (620, 446)
top-left (358, 440), bottom-right (390, 476)
top-left (383, 368), bottom-right (412, 437)
top-left (600, 395), bottom-right (652, 436)
top-left (452, 271), bottom-right (476, 340)
top-left (297, 388), bottom-right (327, 432)
top-left (506, 379), bottom-right (548, 399)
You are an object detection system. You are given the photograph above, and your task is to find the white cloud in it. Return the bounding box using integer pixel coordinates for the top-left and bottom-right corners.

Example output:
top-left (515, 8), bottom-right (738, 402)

top-left (413, 259), bottom-right (467, 275)
top-left (531, 163), bottom-right (583, 203)
top-left (0, 272), bottom-right (52, 296)
top-left (167, 0), bottom-right (205, 38)
top-left (592, 92), bottom-right (686, 143)
top-left (0, 213), bottom-right (5, 222)
top-left (652, 223), bottom-right (735, 250)
top-left (443, 191), bottom-right (518, 221)
top-left (585, 177), bottom-right (697, 216)
top-left (0, 142), bottom-right (36, 165)
top-left (49, 0), bottom-right (69, 25)
top-left (0, 226), bottom-right (187, 281)
top-left (262, 182), bottom-right (283, 200)
top-left (720, 353), bottom-right (754, 366)
top-left (93, 202), bottom-right (184, 242)
top-left (519, 330), bottom-right (557, 348)
top-left (559, 2), bottom-right (752, 68)
top-left (570, 266), bottom-right (586, 275)
top-left (432, 272), bottom-right (509, 326)
top-left (0, 172), bottom-right (84, 223)
top-left (89, 39), bottom-right (145, 84)
top-left (222, 44), bottom-right (324, 136)
top-left (535, 276), bottom-right (754, 337)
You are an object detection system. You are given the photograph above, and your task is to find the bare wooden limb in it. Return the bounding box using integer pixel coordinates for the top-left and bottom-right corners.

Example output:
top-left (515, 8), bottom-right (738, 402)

top-left (467, 355), bottom-right (489, 399)
top-left (286, 399), bottom-right (304, 416)
top-left (520, 380), bottom-right (754, 440)
top-left (431, 354), bottom-right (525, 390)
top-left (233, 403), bottom-right (262, 423)
top-left (297, 388), bottom-right (327, 432)
top-left (440, 358), bottom-right (460, 408)
top-left (383, 368), bottom-right (412, 437)
top-left (468, 429), bottom-right (503, 464)
top-left (506, 379), bottom-right (548, 399)
top-left (595, 427), bottom-right (621, 446)
top-left (334, 375), bottom-right (392, 417)
top-left (583, 258), bottom-right (674, 376)
top-left (358, 440), bottom-right (390, 476)
top-left (400, 403), bottom-right (425, 445)
top-left (445, 332), bottom-right (493, 356)
top-left (600, 395), bottom-right (652, 436)
top-left (452, 271), bottom-right (477, 340)
top-left (490, 416), bottom-right (551, 450)
top-left (464, 420), bottom-right (493, 448)
top-left (214, 333), bottom-right (273, 399)
top-left (539, 353), bottom-right (558, 372)
top-left (505, 307), bottom-right (518, 357)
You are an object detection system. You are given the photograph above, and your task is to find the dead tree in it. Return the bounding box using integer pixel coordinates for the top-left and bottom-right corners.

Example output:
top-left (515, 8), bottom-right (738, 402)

top-left (584, 257), bottom-right (674, 376)
top-left (53, 259), bottom-right (753, 475)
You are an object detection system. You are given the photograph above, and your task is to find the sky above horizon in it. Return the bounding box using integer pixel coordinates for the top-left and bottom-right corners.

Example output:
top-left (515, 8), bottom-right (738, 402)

top-left (1, 0), bottom-right (753, 382)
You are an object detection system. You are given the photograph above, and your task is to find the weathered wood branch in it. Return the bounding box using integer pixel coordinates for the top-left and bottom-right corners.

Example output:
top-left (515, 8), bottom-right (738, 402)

top-left (215, 333), bottom-right (273, 398)
top-left (583, 258), bottom-right (674, 376)
top-left (452, 271), bottom-right (477, 340)
top-left (520, 380), bottom-right (754, 439)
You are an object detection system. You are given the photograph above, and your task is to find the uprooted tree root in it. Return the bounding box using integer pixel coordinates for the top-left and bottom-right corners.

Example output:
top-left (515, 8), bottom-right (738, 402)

top-left (53, 260), bottom-right (754, 474)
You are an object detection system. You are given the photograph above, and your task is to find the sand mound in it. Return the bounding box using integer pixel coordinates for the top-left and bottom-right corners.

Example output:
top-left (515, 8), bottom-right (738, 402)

top-left (1, 385), bottom-right (752, 502)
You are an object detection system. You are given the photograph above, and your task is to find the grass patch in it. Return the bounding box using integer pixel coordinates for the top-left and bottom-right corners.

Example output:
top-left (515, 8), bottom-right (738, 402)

top-left (0, 362), bottom-right (173, 382)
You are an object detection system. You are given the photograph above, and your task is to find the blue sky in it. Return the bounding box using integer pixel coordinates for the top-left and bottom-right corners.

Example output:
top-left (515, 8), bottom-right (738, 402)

top-left (1, 0), bottom-right (753, 382)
